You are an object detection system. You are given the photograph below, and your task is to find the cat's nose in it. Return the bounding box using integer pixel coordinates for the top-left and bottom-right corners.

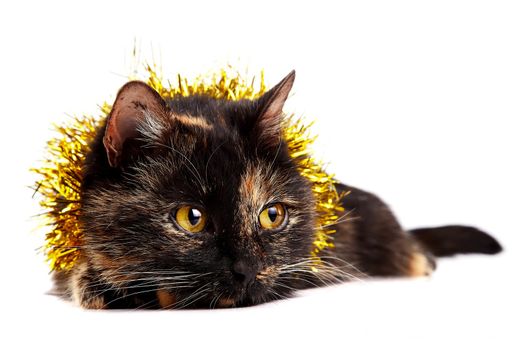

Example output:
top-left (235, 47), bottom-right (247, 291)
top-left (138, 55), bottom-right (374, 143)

top-left (232, 260), bottom-right (260, 288)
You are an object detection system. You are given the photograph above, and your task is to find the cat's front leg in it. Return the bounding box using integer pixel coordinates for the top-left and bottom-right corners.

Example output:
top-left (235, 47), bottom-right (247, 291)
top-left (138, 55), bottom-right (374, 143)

top-left (68, 260), bottom-right (109, 309)
top-left (61, 260), bottom-right (163, 309)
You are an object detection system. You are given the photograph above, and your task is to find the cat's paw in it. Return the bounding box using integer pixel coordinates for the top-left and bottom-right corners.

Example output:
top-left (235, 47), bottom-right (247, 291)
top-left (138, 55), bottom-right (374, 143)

top-left (73, 293), bottom-right (106, 309)
top-left (408, 252), bottom-right (435, 277)
top-left (69, 261), bottom-right (107, 309)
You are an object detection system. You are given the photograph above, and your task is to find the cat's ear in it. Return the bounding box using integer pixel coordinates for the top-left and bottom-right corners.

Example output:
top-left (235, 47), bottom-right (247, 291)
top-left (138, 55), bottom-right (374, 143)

top-left (103, 81), bottom-right (168, 167)
top-left (255, 70), bottom-right (295, 148)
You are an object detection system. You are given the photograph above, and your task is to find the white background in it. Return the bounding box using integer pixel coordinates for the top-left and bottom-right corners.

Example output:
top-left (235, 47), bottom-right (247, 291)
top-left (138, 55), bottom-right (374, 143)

top-left (1, 1), bottom-right (524, 349)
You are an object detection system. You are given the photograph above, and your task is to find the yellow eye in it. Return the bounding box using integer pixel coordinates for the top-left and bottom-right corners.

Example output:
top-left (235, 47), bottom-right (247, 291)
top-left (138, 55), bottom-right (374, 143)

top-left (173, 206), bottom-right (207, 233)
top-left (259, 203), bottom-right (287, 230)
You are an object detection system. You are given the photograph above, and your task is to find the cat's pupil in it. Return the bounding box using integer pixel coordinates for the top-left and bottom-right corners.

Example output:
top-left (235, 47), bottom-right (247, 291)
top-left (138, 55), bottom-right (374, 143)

top-left (188, 209), bottom-right (202, 226)
top-left (267, 207), bottom-right (278, 222)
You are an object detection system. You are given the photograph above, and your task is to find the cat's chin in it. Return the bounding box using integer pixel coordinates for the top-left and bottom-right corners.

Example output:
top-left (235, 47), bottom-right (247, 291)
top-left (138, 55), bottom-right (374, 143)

top-left (219, 282), bottom-right (286, 308)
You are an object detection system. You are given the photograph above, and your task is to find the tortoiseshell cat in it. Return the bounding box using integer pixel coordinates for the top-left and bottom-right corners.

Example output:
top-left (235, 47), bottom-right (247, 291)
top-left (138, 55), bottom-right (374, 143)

top-left (54, 71), bottom-right (502, 309)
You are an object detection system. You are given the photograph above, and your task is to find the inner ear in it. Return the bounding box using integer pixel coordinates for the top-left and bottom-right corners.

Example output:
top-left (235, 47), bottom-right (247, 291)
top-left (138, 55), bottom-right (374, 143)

top-left (103, 81), bottom-right (168, 167)
top-left (254, 70), bottom-right (295, 149)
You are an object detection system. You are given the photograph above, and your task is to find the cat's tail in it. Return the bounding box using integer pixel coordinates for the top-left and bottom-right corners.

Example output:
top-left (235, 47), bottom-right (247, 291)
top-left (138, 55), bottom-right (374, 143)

top-left (409, 225), bottom-right (503, 257)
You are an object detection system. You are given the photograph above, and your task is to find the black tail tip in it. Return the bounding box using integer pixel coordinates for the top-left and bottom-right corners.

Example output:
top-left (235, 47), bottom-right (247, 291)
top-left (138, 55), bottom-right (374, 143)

top-left (478, 230), bottom-right (503, 255)
top-left (411, 225), bottom-right (503, 257)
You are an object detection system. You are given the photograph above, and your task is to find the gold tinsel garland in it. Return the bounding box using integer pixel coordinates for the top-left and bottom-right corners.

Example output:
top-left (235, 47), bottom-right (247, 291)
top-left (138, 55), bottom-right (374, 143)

top-left (32, 65), bottom-right (344, 272)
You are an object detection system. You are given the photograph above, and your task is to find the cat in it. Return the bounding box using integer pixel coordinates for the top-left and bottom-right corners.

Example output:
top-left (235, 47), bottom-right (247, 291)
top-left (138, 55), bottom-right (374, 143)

top-left (53, 71), bottom-right (502, 309)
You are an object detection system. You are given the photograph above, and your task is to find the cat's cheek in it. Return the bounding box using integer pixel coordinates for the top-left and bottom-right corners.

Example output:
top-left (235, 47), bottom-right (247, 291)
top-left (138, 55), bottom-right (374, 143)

top-left (161, 221), bottom-right (207, 241)
top-left (264, 215), bottom-right (302, 248)
top-left (158, 223), bottom-right (212, 268)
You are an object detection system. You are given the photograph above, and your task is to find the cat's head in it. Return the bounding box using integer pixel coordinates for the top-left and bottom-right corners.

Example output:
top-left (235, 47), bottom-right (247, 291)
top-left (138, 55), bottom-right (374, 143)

top-left (80, 71), bottom-right (319, 308)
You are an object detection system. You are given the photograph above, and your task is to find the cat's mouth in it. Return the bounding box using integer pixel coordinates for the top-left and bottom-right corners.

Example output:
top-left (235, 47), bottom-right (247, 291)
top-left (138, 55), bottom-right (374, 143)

top-left (155, 265), bottom-right (286, 309)
top-left (155, 273), bottom-right (275, 309)
top-left (220, 277), bottom-right (277, 307)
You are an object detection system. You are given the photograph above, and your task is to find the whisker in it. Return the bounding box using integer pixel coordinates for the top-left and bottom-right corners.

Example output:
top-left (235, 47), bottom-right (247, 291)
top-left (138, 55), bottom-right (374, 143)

top-left (171, 281), bottom-right (214, 309)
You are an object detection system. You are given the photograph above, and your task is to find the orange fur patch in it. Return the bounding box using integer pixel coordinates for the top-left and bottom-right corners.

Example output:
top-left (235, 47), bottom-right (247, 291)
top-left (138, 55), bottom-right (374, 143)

top-left (217, 297), bottom-right (235, 308)
top-left (256, 266), bottom-right (277, 280)
top-left (174, 114), bottom-right (212, 130)
top-left (157, 289), bottom-right (177, 308)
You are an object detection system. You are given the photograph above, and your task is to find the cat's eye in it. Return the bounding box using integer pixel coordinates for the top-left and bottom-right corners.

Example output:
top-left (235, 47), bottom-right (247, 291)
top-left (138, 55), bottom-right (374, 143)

top-left (172, 206), bottom-right (207, 233)
top-left (259, 203), bottom-right (287, 230)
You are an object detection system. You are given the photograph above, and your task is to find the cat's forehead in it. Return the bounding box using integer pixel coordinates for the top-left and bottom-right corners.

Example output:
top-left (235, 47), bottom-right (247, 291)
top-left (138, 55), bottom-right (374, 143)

top-left (172, 113), bottom-right (215, 130)
top-left (166, 111), bottom-right (245, 157)
top-left (168, 96), bottom-right (251, 128)
top-left (136, 95), bottom-right (300, 200)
